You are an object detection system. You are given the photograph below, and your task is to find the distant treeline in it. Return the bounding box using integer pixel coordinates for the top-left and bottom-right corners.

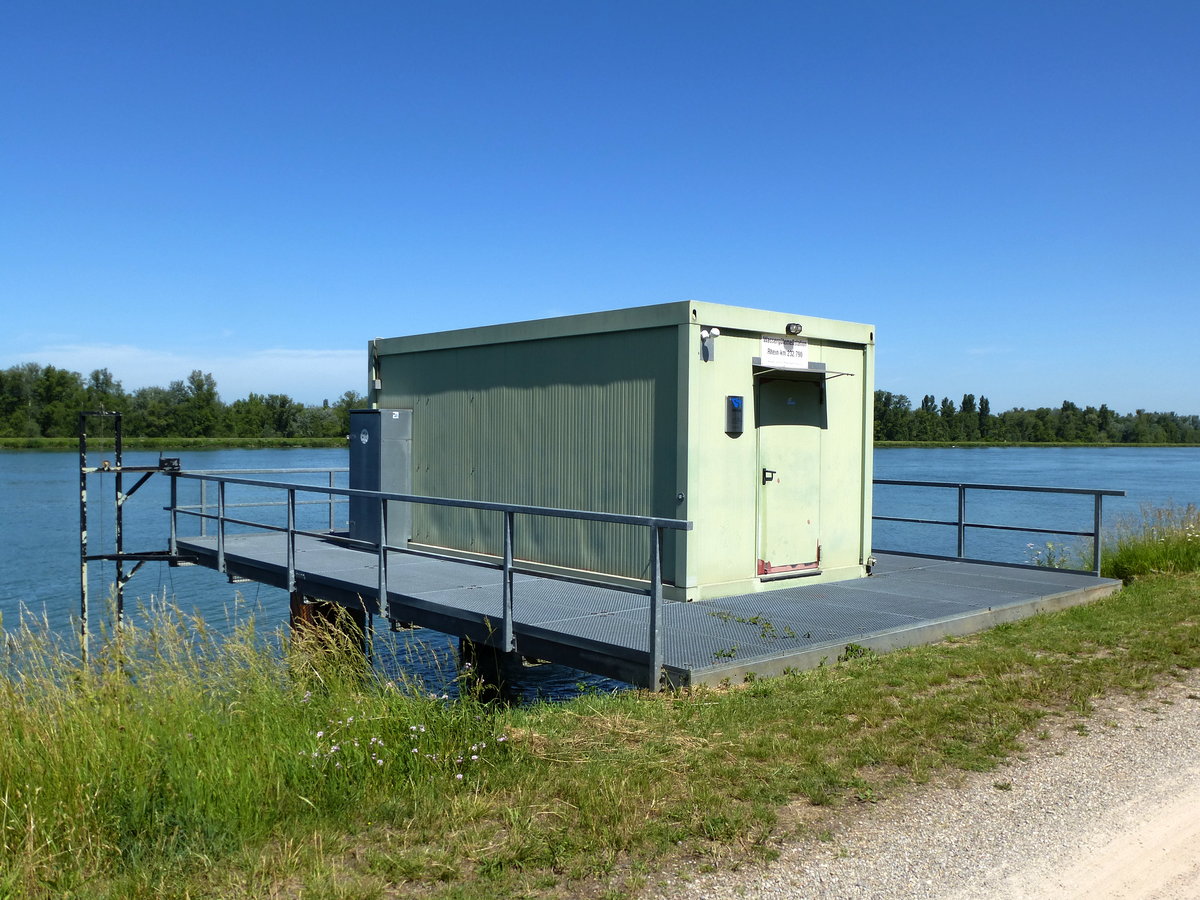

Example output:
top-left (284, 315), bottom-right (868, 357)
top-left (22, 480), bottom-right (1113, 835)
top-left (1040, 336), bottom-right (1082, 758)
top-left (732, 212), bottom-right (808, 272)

top-left (0, 363), bottom-right (364, 439)
top-left (876, 391), bottom-right (1200, 444)
top-left (4, 363), bottom-right (1198, 444)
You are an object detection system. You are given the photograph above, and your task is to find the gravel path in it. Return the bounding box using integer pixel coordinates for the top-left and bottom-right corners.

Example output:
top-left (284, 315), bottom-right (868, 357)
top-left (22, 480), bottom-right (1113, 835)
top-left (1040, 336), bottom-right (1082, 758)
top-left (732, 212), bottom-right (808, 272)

top-left (649, 672), bottom-right (1200, 900)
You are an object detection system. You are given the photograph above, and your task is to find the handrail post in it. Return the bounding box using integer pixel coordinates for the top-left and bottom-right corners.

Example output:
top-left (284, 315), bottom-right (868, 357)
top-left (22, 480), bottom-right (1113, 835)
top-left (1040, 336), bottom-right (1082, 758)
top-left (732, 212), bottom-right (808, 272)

top-left (648, 526), bottom-right (664, 690)
top-left (217, 479), bottom-right (226, 574)
top-left (376, 494), bottom-right (388, 618)
top-left (286, 487), bottom-right (297, 592)
top-left (200, 479), bottom-right (208, 537)
top-left (502, 510), bottom-right (515, 652)
top-left (328, 470), bottom-right (336, 533)
top-left (169, 472), bottom-right (178, 557)
top-left (1093, 493), bottom-right (1104, 577)
top-left (956, 484), bottom-right (967, 558)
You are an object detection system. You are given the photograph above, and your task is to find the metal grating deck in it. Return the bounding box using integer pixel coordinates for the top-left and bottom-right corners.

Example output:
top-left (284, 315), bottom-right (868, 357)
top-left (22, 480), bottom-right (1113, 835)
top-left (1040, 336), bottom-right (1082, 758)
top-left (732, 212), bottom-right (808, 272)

top-left (176, 534), bottom-right (1123, 688)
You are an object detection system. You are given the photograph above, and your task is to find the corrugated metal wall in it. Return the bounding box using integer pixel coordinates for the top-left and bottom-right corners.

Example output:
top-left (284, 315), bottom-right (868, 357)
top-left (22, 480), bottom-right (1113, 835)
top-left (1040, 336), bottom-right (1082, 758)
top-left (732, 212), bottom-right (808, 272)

top-left (378, 327), bottom-right (679, 581)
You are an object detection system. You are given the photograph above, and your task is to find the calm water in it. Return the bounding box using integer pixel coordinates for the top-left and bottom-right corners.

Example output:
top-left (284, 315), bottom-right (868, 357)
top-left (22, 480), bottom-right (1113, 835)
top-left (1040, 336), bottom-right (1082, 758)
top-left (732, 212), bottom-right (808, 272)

top-left (873, 446), bottom-right (1200, 563)
top-left (2, 445), bottom-right (1197, 696)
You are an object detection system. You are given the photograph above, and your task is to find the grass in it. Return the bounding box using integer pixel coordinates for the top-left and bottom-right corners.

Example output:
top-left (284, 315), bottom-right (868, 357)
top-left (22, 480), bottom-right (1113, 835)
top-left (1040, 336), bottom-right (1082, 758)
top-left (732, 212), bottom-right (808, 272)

top-left (2, 516), bottom-right (1200, 898)
top-left (1102, 504), bottom-right (1200, 582)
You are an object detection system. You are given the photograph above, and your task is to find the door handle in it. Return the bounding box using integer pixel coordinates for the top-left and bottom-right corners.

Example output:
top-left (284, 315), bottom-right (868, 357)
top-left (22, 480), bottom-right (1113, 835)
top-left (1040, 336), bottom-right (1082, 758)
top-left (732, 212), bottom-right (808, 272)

top-left (762, 468), bottom-right (776, 484)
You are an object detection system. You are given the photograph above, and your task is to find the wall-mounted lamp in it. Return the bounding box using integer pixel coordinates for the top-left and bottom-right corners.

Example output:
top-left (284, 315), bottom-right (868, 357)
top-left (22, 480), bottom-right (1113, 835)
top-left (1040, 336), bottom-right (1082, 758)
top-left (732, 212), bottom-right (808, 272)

top-left (701, 326), bottom-right (720, 362)
top-left (785, 322), bottom-right (803, 335)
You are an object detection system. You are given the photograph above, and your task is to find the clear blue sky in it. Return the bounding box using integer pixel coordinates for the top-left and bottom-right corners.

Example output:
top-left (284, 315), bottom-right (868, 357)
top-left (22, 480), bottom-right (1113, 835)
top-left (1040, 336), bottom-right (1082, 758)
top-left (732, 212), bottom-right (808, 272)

top-left (2, 1), bottom-right (1196, 413)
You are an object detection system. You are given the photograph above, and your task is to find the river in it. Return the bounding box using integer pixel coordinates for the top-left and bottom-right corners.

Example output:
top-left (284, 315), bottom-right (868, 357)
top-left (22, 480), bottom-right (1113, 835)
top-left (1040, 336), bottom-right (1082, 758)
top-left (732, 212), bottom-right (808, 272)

top-left (1, 445), bottom-right (1197, 697)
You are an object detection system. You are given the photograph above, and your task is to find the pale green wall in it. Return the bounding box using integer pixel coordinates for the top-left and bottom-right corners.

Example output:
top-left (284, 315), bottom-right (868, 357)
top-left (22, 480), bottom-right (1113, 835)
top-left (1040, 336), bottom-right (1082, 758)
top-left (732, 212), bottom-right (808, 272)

top-left (679, 311), bottom-right (874, 599)
top-left (376, 327), bottom-right (680, 581)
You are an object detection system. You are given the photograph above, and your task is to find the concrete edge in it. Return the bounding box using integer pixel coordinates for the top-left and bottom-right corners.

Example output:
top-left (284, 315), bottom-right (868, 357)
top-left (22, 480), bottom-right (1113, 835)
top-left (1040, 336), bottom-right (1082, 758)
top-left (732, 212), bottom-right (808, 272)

top-left (680, 578), bottom-right (1123, 687)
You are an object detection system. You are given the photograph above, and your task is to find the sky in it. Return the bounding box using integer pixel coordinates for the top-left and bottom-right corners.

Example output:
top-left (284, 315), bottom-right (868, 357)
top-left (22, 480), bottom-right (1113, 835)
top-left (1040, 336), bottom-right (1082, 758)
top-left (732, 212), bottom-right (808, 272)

top-left (2, 1), bottom-right (1197, 414)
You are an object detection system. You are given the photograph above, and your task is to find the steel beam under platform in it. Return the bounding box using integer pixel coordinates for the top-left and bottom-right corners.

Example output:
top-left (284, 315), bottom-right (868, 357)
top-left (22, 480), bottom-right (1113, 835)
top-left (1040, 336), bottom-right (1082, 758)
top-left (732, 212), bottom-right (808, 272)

top-left (176, 533), bottom-right (1122, 689)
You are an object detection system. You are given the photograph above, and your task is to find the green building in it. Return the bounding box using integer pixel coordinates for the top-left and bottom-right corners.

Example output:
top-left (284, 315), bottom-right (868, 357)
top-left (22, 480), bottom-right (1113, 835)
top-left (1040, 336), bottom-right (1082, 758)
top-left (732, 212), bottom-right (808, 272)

top-left (367, 300), bottom-right (875, 601)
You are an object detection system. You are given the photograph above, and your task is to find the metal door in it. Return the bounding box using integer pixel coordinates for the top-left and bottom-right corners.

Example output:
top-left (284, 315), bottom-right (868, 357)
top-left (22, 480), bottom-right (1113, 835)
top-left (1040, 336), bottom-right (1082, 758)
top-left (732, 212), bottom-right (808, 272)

top-left (755, 376), bottom-right (823, 576)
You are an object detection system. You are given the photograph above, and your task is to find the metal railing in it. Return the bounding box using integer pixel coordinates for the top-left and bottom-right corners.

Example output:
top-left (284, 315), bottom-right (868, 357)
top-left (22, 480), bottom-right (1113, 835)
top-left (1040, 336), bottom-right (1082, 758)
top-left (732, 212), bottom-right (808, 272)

top-left (189, 467), bottom-right (349, 536)
top-left (872, 479), bottom-right (1125, 576)
top-left (168, 471), bottom-right (692, 687)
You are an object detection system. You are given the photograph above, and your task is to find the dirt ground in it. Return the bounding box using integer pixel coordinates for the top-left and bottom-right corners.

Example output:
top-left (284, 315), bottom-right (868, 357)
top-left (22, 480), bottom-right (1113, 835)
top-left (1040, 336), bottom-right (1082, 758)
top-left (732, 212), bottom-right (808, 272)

top-left (972, 744), bottom-right (1200, 899)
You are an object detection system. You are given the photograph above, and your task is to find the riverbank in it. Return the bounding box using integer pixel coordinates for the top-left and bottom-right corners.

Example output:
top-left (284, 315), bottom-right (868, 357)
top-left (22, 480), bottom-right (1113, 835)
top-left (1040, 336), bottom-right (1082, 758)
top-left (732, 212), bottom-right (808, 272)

top-left (3, 565), bottom-right (1199, 899)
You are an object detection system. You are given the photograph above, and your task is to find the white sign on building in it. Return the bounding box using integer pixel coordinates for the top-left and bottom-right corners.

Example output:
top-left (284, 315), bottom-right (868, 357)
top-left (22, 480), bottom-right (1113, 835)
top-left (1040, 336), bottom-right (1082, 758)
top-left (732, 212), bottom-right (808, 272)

top-left (760, 336), bottom-right (809, 369)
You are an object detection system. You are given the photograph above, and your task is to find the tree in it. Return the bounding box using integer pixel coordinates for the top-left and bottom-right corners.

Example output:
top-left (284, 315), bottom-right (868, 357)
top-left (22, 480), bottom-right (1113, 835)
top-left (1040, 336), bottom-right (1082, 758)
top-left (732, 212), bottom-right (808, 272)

top-left (939, 397), bottom-right (959, 440)
top-left (1057, 400), bottom-right (1081, 442)
top-left (0, 363), bottom-right (42, 436)
top-left (874, 391), bottom-right (913, 441)
top-left (978, 396), bottom-right (992, 440)
top-left (959, 394), bottom-right (980, 441)
top-left (126, 386), bottom-right (176, 437)
top-left (179, 370), bottom-right (222, 437)
top-left (34, 365), bottom-right (87, 436)
top-left (227, 392), bottom-right (303, 437)
top-left (332, 390), bottom-right (365, 436)
top-left (86, 368), bottom-right (127, 414)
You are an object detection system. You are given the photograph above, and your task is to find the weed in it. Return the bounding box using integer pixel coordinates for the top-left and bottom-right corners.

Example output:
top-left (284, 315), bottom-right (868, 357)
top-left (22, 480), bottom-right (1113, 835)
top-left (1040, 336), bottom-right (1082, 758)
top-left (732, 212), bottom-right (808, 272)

top-left (838, 643), bottom-right (875, 663)
top-left (1026, 541), bottom-right (1073, 569)
top-left (706, 610), bottom-right (799, 641)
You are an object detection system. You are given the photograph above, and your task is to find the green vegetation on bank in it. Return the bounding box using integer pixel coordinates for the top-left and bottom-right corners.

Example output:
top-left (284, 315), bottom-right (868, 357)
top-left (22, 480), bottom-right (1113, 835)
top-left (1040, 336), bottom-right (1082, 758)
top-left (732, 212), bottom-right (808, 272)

top-left (0, 435), bottom-right (347, 451)
top-left (0, 363), bottom-right (363, 440)
top-left (875, 390), bottom-right (1200, 443)
top-left (5, 361), bottom-right (1200, 445)
top-left (3, 513), bottom-right (1199, 899)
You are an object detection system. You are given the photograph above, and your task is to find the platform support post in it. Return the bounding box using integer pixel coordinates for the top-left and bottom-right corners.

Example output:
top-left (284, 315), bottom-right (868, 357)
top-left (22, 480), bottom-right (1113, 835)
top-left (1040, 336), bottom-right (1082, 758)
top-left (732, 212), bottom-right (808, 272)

top-left (289, 591), bottom-right (368, 657)
top-left (458, 637), bottom-right (519, 700)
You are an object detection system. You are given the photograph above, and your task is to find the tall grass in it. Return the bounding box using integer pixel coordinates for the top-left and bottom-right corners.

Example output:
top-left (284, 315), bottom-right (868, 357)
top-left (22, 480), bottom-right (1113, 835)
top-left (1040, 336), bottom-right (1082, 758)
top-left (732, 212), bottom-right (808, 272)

top-left (1026, 503), bottom-right (1200, 582)
top-left (1102, 503), bottom-right (1200, 581)
top-left (0, 599), bottom-right (506, 898)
